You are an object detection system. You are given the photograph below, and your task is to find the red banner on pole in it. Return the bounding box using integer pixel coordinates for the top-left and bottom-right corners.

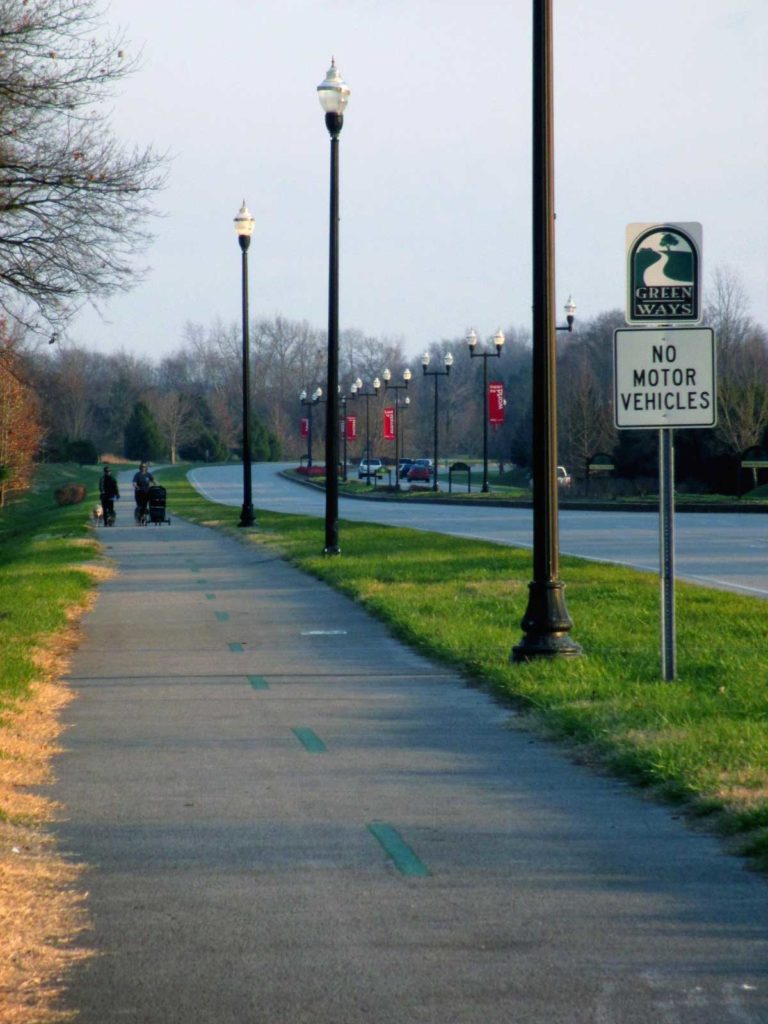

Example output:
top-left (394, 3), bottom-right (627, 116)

top-left (383, 407), bottom-right (395, 441)
top-left (489, 381), bottom-right (505, 425)
top-left (345, 415), bottom-right (357, 441)
top-left (300, 417), bottom-right (309, 439)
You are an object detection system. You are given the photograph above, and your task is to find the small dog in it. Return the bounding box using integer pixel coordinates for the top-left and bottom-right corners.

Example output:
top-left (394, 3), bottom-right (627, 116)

top-left (92, 503), bottom-right (104, 525)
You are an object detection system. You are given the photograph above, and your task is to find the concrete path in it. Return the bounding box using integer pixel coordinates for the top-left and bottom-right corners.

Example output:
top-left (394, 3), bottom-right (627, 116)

top-left (52, 513), bottom-right (768, 1023)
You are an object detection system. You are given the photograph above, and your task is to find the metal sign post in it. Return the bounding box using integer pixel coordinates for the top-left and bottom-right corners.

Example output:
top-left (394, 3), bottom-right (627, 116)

top-left (658, 428), bottom-right (676, 680)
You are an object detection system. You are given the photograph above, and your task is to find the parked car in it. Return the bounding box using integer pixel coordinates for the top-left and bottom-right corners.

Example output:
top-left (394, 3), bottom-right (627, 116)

top-left (398, 458), bottom-right (414, 478)
top-left (407, 461), bottom-right (431, 483)
top-left (528, 465), bottom-right (572, 488)
top-left (358, 458), bottom-right (383, 480)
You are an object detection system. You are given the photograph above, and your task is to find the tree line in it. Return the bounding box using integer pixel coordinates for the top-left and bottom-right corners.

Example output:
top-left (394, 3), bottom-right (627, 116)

top-left (1, 265), bottom-right (763, 499)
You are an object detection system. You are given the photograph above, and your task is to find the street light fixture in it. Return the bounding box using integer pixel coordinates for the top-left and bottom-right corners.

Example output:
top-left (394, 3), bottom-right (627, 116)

top-left (382, 367), bottom-right (411, 491)
top-left (299, 386), bottom-right (323, 470)
top-left (349, 377), bottom-right (380, 480)
top-left (234, 201), bottom-right (255, 528)
top-left (512, 0), bottom-right (581, 661)
top-left (421, 350), bottom-right (453, 492)
top-left (558, 295), bottom-right (576, 332)
top-left (317, 57), bottom-right (350, 556)
top-left (467, 328), bottom-right (504, 493)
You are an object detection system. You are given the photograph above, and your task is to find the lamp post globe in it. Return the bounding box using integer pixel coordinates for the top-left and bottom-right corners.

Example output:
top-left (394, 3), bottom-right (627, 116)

top-left (317, 58), bottom-right (350, 556)
top-left (234, 201), bottom-right (255, 528)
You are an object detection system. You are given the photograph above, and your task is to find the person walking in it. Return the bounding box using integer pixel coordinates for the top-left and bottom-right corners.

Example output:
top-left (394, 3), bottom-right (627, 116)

top-left (98, 466), bottom-right (120, 526)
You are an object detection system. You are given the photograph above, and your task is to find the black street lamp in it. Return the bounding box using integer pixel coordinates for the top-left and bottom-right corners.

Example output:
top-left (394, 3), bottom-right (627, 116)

top-left (234, 201), bottom-right (255, 528)
top-left (299, 387), bottom-right (323, 470)
top-left (349, 376), bottom-right (380, 478)
top-left (512, 0), bottom-right (581, 661)
top-left (382, 367), bottom-right (411, 491)
top-left (421, 350), bottom-right (453, 492)
top-left (340, 389), bottom-right (349, 482)
top-left (318, 58), bottom-right (350, 556)
top-left (467, 328), bottom-right (505, 493)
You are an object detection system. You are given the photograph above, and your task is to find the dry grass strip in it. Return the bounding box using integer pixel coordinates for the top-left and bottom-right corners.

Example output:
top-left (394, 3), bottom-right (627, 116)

top-left (0, 577), bottom-right (108, 1023)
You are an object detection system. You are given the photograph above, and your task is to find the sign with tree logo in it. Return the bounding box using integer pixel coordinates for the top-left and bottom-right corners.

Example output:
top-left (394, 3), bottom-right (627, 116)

top-left (625, 222), bottom-right (702, 325)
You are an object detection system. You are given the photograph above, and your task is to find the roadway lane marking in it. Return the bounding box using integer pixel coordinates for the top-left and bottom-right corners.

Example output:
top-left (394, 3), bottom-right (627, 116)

top-left (215, 611), bottom-right (229, 622)
top-left (367, 823), bottom-right (429, 877)
top-left (292, 728), bottom-right (327, 753)
top-left (300, 630), bottom-right (348, 636)
top-left (248, 676), bottom-right (269, 690)
top-left (228, 642), bottom-right (244, 653)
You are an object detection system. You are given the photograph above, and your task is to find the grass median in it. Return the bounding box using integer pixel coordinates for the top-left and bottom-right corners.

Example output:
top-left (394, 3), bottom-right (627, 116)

top-left (162, 463), bottom-right (768, 870)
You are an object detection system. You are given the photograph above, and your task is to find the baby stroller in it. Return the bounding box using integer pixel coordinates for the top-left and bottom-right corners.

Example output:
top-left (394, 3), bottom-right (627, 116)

top-left (145, 484), bottom-right (171, 525)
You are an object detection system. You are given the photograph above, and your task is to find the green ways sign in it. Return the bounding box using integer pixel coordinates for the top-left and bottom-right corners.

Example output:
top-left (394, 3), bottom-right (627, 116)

top-left (625, 222), bottom-right (702, 325)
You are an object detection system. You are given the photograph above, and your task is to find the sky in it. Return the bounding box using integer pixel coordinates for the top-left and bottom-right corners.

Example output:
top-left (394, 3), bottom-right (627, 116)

top-left (71, 0), bottom-right (768, 362)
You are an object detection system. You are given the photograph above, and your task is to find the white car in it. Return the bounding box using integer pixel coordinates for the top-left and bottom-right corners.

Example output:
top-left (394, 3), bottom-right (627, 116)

top-left (529, 466), bottom-right (572, 488)
top-left (358, 458), bottom-right (383, 480)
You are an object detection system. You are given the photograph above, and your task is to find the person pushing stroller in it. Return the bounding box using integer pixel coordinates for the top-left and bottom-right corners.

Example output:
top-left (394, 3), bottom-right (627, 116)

top-left (132, 462), bottom-right (155, 523)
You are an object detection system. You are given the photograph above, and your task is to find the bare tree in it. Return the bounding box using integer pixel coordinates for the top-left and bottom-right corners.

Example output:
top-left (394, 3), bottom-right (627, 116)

top-left (706, 268), bottom-right (768, 469)
top-left (0, 0), bottom-right (166, 331)
top-left (147, 390), bottom-right (194, 464)
top-left (559, 345), bottom-right (615, 483)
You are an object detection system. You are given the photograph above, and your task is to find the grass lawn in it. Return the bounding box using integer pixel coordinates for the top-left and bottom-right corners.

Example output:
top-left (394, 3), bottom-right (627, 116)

top-left (0, 464), bottom-right (103, 712)
top-left (162, 463), bottom-right (768, 870)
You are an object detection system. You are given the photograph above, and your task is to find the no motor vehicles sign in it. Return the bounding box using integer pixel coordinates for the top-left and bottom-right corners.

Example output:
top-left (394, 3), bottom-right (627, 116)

top-left (613, 327), bottom-right (716, 429)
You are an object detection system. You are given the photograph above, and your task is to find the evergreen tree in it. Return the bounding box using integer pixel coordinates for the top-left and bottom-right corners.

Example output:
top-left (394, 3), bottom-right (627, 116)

top-left (124, 401), bottom-right (163, 461)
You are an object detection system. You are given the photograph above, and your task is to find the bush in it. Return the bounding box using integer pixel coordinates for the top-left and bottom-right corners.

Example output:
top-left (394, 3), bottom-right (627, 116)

top-left (54, 483), bottom-right (86, 506)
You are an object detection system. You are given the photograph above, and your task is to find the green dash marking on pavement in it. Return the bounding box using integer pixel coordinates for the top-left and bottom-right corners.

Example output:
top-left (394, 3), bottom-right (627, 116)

top-left (367, 823), bottom-right (429, 877)
top-left (229, 642), bottom-right (244, 653)
top-left (196, 579), bottom-right (208, 585)
top-left (189, 566), bottom-right (200, 572)
top-left (292, 728), bottom-right (327, 753)
top-left (215, 611), bottom-right (229, 622)
top-left (248, 676), bottom-right (269, 690)
top-left (205, 593), bottom-right (216, 600)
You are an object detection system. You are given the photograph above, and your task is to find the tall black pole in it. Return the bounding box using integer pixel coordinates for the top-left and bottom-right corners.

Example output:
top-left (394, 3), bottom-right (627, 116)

top-left (468, 338), bottom-right (502, 492)
top-left (238, 235), bottom-right (254, 528)
top-left (341, 395), bottom-right (348, 482)
top-left (512, 0), bottom-right (580, 660)
top-left (482, 356), bottom-right (489, 493)
top-left (433, 375), bottom-right (439, 490)
top-left (308, 401), bottom-right (314, 469)
top-left (383, 374), bottom-right (409, 491)
top-left (422, 356), bottom-right (451, 492)
top-left (324, 112), bottom-right (342, 554)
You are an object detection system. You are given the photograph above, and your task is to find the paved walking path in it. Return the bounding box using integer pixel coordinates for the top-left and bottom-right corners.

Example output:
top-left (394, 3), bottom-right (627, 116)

top-left (52, 512), bottom-right (768, 1023)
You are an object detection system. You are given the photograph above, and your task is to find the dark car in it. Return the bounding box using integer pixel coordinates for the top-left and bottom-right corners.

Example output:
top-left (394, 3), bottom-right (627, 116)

top-left (398, 458), bottom-right (414, 478)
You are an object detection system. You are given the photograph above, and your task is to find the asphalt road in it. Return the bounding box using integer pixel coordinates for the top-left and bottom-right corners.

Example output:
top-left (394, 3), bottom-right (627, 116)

top-left (53, 511), bottom-right (768, 1023)
top-left (189, 463), bottom-right (768, 598)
